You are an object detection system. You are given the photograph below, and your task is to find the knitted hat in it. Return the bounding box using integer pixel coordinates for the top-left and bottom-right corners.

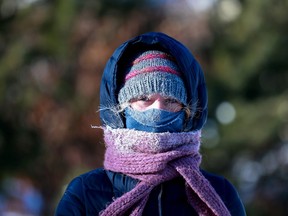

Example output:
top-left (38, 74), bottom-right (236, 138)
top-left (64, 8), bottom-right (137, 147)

top-left (118, 50), bottom-right (187, 105)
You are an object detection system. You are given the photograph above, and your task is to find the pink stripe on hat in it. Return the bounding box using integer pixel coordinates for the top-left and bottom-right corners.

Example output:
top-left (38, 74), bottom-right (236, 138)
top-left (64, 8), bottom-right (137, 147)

top-left (133, 53), bottom-right (176, 64)
top-left (125, 66), bottom-right (181, 81)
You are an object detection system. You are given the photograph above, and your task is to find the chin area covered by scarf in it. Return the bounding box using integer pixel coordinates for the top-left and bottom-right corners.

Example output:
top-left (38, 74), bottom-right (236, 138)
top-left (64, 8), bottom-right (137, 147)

top-left (100, 126), bottom-right (231, 216)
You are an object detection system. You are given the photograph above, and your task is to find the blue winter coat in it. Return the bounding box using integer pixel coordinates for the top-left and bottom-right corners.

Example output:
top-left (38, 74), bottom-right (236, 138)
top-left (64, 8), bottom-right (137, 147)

top-left (55, 169), bottom-right (246, 215)
top-left (55, 32), bottom-right (246, 215)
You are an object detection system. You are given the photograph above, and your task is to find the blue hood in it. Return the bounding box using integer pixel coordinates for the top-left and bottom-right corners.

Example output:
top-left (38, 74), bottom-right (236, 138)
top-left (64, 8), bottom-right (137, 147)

top-left (99, 32), bottom-right (208, 131)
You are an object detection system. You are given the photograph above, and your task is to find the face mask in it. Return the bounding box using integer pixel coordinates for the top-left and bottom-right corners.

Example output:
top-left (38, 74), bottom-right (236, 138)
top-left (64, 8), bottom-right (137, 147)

top-left (125, 107), bottom-right (186, 133)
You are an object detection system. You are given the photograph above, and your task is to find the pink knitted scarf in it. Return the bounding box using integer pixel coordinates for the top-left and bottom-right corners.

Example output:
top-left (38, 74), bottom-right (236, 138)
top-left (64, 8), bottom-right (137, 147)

top-left (100, 127), bottom-right (231, 216)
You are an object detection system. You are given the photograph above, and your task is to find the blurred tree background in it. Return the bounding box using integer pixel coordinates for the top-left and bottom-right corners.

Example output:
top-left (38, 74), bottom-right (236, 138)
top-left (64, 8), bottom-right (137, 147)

top-left (0, 0), bottom-right (287, 215)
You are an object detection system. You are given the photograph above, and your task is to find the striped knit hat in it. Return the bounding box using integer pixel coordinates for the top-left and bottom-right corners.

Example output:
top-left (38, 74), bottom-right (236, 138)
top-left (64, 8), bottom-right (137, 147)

top-left (118, 50), bottom-right (187, 105)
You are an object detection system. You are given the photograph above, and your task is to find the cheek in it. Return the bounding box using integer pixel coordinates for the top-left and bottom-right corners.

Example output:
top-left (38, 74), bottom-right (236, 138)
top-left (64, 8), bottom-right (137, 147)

top-left (131, 101), bottom-right (183, 112)
top-left (130, 101), bottom-right (149, 111)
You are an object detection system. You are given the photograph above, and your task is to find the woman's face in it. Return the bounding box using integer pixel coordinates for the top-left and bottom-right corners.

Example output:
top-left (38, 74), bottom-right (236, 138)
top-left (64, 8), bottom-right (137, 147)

top-left (129, 93), bottom-right (183, 112)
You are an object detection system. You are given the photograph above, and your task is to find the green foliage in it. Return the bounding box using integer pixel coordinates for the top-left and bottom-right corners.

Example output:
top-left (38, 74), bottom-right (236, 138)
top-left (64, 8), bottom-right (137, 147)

top-left (203, 1), bottom-right (288, 215)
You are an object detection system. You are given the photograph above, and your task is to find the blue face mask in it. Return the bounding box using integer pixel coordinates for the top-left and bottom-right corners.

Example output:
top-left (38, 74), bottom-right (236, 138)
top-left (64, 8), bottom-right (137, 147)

top-left (124, 107), bottom-right (186, 133)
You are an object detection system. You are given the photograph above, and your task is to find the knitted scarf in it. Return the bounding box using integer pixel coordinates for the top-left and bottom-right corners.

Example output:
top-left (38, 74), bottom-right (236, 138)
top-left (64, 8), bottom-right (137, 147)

top-left (100, 127), bottom-right (231, 216)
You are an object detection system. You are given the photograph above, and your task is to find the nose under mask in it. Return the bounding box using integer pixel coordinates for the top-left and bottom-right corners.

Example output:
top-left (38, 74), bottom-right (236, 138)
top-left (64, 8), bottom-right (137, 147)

top-left (124, 107), bottom-right (186, 133)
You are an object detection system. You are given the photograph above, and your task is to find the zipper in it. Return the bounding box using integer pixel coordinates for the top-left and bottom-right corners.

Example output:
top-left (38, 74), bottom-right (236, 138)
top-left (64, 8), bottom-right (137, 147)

top-left (158, 184), bottom-right (163, 216)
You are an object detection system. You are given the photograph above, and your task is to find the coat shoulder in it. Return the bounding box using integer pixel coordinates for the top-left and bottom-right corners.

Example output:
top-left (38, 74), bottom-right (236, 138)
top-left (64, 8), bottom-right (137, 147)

top-left (55, 168), bottom-right (114, 215)
top-left (201, 170), bottom-right (247, 216)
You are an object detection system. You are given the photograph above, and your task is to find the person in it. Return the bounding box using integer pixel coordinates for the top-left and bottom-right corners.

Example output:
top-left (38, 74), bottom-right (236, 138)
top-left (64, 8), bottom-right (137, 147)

top-left (55, 32), bottom-right (246, 216)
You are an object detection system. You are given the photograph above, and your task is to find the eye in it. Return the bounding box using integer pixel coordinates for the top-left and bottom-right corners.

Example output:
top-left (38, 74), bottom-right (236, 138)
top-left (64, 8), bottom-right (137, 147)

top-left (129, 96), bottom-right (150, 103)
top-left (138, 96), bottom-right (150, 102)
